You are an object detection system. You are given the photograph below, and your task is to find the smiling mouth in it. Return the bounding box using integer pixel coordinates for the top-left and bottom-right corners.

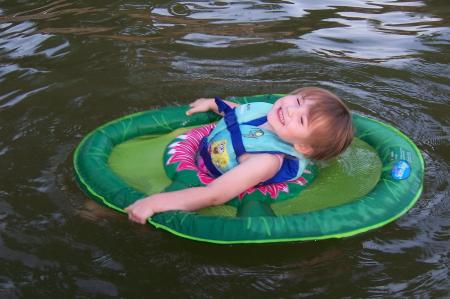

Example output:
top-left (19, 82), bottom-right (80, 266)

top-left (278, 108), bottom-right (285, 125)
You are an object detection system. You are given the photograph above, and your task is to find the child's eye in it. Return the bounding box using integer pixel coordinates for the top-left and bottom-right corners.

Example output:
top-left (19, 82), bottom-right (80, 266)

top-left (297, 98), bottom-right (301, 106)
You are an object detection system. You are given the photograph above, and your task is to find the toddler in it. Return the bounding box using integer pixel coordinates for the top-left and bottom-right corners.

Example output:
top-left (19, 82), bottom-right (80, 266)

top-left (126, 87), bottom-right (353, 224)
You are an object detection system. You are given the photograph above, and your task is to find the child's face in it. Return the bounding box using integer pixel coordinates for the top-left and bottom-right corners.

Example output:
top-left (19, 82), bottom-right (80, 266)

top-left (267, 94), bottom-right (314, 150)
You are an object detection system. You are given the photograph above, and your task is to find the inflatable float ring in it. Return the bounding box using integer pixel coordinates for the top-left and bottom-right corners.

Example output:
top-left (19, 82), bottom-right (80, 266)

top-left (73, 94), bottom-right (424, 244)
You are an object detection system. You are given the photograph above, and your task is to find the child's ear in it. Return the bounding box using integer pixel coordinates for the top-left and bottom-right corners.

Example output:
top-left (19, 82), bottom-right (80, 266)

top-left (294, 144), bottom-right (313, 156)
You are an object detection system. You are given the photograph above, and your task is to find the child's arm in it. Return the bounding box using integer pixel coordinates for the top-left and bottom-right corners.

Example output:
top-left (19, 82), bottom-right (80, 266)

top-left (125, 153), bottom-right (281, 224)
top-left (186, 98), bottom-right (239, 116)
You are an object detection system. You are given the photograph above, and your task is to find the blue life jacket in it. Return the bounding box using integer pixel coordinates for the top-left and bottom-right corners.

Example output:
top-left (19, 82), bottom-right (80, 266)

top-left (199, 97), bottom-right (309, 184)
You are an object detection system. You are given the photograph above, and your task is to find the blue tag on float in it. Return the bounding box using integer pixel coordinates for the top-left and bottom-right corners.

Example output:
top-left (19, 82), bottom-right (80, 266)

top-left (391, 160), bottom-right (411, 180)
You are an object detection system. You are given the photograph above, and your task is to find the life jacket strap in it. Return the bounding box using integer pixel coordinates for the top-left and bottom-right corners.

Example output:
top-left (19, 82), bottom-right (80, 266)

top-left (215, 97), bottom-right (246, 158)
top-left (242, 116), bottom-right (267, 126)
top-left (214, 96), bottom-right (232, 114)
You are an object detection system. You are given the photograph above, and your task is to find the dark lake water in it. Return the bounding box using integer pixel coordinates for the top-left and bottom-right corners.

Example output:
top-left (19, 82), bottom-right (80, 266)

top-left (0, 0), bottom-right (449, 297)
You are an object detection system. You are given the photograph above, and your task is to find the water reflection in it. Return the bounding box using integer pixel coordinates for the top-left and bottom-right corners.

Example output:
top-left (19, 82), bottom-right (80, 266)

top-left (145, 0), bottom-right (447, 61)
top-left (0, 0), bottom-right (445, 62)
top-left (0, 22), bottom-right (67, 58)
top-left (0, 8), bottom-right (69, 108)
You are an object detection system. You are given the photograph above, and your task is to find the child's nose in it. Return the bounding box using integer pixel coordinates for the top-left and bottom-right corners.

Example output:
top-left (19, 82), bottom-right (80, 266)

top-left (287, 106), bottom-right (296, 117)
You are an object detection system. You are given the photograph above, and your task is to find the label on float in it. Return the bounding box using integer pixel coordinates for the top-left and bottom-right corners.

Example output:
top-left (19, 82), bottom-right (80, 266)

top-left (384, 147), bottom-right (413, 180)
top-left (391, 160), bottom-right (411, 180)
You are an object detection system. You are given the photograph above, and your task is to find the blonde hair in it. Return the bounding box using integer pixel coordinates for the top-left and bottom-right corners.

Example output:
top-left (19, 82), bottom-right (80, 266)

top-left (290, 87), bottom-right (353, 160)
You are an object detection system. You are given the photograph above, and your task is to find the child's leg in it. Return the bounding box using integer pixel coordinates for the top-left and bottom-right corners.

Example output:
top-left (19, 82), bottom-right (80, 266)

top-left (77, 199), bottom-right (118, 221)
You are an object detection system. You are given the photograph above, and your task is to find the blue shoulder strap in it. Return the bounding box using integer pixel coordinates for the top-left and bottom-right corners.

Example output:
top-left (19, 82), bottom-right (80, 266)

top-left (215, 97), bottom-right (246, 158)
top-left (243, 116), bottom-right (267, 127)
top-left (215, 96), bottom-right (232, 114)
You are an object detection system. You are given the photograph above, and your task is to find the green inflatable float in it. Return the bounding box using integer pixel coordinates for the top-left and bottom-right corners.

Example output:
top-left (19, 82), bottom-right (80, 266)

top-left (73, 94), bottom-right (424, 244)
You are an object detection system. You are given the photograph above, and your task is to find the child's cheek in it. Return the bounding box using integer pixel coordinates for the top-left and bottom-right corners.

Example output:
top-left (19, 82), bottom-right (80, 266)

top-left (267, 112), bottom-right (274, 125)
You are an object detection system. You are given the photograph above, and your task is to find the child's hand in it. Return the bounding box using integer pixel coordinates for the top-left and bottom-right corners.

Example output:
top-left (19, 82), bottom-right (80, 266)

top-left (124, 196), bottom-right (155, 224)
top-left (186, 98), bottom-right (214, 116)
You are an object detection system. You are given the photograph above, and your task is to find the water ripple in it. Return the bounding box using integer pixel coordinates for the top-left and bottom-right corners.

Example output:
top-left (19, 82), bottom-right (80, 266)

top-left (0, 84), bottom-right (52, 109)
top-left (0, 22), bottom-right (69, 59)
top-left (75, 278), bottom-right (118, 297)
top-left (140, 0), bottom-right (449, 61)
top-left (1, 0), bottom-right (444, 63)
top-left (0, 1), bottom-right (104, 23)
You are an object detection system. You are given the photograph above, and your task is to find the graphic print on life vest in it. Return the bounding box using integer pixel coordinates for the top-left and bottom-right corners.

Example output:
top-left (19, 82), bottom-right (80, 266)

top-left (243, 128), bottom-right (264, 138)
top-left (210, 140), bottom-right (229, 170)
